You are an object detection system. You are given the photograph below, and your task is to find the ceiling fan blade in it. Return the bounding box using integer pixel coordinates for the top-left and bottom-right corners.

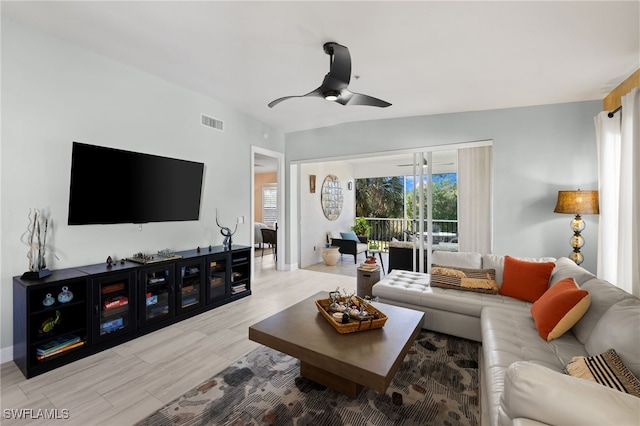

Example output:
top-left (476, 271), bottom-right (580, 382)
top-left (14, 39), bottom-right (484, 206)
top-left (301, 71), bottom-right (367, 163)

top-left (337, 90), bottom-right (391, 108)
top-left (267, 87), bottom-right (323, 108)
top-left (324, 42), bottom-right (351, 87)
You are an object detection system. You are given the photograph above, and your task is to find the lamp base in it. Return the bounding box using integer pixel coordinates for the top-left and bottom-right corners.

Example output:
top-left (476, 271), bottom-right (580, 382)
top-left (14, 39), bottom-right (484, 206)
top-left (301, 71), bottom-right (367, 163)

top-left (569, 251), bottom-right (584, 265)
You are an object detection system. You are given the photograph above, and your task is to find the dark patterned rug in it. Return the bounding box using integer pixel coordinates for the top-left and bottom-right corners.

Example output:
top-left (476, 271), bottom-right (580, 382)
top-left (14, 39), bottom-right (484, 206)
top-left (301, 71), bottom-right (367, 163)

top-left (136, 330), bottom-right (480, 426)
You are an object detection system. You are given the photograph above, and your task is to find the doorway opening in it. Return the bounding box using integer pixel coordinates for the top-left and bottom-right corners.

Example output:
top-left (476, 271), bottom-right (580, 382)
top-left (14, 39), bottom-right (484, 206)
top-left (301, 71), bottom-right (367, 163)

top-left (252, 147), bottom-right (285, 278)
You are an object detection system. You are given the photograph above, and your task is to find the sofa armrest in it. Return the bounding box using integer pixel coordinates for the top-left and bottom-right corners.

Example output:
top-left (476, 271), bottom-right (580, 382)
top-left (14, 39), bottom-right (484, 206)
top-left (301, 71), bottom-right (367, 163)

top-left (500, 361), bottom-right (640, 426)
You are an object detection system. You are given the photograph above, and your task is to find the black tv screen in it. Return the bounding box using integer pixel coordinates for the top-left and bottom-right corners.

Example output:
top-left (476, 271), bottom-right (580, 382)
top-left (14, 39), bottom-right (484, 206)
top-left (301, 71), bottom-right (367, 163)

top-left (68, 142), bottom-right (204, 225)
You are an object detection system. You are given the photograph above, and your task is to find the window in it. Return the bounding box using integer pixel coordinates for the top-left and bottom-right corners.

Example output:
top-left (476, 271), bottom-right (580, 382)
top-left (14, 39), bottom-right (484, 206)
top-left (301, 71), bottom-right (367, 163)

top-left (262, 185), bottom-right (278, 225)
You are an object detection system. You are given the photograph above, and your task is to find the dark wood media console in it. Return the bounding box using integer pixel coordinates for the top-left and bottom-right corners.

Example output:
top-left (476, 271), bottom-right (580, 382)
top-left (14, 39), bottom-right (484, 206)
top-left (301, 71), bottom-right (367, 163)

top-left (13, 245), bottom-right (251, 379)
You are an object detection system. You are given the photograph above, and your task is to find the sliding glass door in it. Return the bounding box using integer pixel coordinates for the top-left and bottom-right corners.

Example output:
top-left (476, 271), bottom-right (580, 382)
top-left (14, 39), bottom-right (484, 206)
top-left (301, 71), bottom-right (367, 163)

top-left (407, 144), bottom-right (492, 272)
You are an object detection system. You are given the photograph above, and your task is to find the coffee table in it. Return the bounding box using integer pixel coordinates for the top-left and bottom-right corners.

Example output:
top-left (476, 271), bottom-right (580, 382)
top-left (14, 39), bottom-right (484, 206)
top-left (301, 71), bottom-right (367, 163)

top-left (248, 292), bottom-right (424, 398)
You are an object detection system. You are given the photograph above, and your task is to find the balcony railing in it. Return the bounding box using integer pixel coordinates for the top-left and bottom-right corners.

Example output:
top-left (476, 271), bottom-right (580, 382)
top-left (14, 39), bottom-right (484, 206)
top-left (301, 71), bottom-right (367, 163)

top-left (364, 217), bottom-right (458, 251)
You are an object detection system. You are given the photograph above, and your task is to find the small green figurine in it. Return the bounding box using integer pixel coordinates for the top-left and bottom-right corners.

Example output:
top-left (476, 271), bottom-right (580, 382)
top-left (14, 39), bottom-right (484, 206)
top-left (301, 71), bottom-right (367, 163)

top-left (40, 310), bottom-right (61, 335)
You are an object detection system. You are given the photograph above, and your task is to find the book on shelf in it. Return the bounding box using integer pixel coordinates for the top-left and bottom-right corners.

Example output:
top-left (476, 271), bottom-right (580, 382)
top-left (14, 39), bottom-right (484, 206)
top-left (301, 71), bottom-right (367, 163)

top-left (37, 335), bottom-right (81, 355)
top-left (101, 317), bottom-right (124, 334)
top-left (103, 296), bottom-right (128, 310)
top-left (182, 297), bottom-right (198, 307)
top-left (231, 284), bottom-right (247, 294)
top-left (101, 304), bottom-right (128, 318)
top-left (101, 282), bottom-right (125, 294)
top-left (37, 341), bottom-right (85, 360)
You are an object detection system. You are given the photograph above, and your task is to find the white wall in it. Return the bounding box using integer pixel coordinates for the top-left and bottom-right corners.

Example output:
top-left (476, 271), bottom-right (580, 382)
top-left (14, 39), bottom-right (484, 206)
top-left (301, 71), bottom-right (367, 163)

top-left (0, 19), bottom-right (284, 351)
top-left (299, 162), bottom-right (355, 268)
top-left (286, 101), bottom-right (603, 274)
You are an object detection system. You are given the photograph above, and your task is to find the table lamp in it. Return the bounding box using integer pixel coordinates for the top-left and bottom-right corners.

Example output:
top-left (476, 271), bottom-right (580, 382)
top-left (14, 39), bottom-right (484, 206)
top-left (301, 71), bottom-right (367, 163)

top-left (553, 190), bottom-right (599, 265)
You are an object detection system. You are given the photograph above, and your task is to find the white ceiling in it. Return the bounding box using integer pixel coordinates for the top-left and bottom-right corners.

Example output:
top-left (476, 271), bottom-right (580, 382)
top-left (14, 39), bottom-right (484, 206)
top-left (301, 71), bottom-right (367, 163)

top-left (2, 1), bottom-right (638, 134)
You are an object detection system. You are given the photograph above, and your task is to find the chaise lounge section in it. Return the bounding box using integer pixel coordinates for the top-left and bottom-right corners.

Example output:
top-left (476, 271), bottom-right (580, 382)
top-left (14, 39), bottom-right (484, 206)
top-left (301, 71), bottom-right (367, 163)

top-left (372, 252), bottom-right (640, 426)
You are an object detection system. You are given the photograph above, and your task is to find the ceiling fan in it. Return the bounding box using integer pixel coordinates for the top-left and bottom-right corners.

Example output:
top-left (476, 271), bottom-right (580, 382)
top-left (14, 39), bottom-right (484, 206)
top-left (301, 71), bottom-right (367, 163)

top-left (268, 42), bottom-right (391, 108)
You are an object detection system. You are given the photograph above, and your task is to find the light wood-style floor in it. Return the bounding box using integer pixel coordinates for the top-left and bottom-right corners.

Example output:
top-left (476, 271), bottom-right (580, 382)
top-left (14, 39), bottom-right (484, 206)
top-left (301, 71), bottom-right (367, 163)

top-left (0, 256), bottom-right (357, 426)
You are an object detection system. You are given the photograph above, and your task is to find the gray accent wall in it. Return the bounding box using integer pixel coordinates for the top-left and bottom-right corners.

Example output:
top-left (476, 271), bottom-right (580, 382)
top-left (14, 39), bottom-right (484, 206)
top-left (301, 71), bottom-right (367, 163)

top-left (286, 101), bottom-right (602, 273)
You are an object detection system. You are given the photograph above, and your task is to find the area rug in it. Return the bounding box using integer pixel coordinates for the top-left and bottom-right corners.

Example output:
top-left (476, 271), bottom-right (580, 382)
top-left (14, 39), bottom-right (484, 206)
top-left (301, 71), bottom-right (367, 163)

top-left (136, 330), bottom-right (480, 426)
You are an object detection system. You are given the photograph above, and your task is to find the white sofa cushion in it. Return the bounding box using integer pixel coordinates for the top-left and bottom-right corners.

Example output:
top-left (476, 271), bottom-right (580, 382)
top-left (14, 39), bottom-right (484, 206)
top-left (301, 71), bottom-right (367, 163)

top-left (571, 277), bottom-right (634, 345)
top-left (500, 361), bottom-right (640, 426)
top-left (432, 251), bottom-right (482, 269)
top-left (584, 298), bottom-right (640, 378)
top-left (549, 257), bottom-right (595, 286)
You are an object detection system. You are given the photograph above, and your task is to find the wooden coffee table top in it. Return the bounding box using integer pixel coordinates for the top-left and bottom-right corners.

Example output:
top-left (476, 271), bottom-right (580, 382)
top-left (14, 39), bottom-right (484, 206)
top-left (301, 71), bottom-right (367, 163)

top-left (248, 292), bottom-right (424, 393)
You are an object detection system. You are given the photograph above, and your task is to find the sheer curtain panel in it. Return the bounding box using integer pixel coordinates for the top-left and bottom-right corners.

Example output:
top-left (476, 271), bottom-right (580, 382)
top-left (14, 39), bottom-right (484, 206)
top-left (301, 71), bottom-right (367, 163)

top-left (595, 87), bottom-right (639, 297)
top-left (457, 145), bottom-right (493, 254)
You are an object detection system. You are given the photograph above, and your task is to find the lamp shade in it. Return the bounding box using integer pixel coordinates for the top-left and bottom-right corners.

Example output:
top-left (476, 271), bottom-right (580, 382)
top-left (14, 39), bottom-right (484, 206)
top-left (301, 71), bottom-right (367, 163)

top-left (554, 190), bottom-right (600, 215)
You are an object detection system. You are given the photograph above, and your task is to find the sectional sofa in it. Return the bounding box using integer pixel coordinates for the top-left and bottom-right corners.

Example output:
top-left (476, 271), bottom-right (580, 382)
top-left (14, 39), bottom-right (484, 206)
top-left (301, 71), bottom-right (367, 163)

top-left (372, 251), bottom-right (640, 426)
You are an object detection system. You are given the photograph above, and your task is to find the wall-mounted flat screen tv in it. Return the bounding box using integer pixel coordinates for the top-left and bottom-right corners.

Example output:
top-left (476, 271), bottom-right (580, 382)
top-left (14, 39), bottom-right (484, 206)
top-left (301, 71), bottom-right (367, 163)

top-left (68, 142), bottom-right (205, 225)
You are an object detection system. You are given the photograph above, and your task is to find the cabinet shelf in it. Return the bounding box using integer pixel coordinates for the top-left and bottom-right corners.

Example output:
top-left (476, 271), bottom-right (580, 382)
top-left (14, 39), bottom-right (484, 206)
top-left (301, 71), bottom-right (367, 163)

top-left (34, 342), bottom-right (87, 364)
top-left (30, 299), bottom-right (86, 316)
top-left (31, 327), bottom-right (87, 347)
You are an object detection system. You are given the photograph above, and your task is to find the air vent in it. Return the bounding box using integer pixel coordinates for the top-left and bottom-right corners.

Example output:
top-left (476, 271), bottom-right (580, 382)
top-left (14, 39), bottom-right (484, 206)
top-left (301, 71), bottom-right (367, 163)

top-left (201, 114), bottom-right (224, 131)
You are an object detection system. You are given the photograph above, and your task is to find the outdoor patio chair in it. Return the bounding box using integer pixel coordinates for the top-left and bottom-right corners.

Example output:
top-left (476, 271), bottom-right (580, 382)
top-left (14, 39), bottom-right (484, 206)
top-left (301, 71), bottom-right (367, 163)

top-left (326, 232), bottom-right (368, 263)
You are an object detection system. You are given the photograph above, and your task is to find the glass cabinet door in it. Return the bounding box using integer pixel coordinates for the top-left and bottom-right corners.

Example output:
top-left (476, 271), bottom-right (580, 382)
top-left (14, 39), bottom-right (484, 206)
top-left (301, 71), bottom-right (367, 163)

top-left (140, 266), bottom-right (175, 326)
top-left (93, 271), bottom-right (136, 343)
top-left (208, 255), bottom-right (228, 302)
top-left (177, 259), bottom-right (204, 313)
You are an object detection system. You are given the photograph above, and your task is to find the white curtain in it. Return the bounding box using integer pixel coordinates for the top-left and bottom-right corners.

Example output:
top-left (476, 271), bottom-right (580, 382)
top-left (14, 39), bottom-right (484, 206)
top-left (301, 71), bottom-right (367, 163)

top-left (457, 145), bottom-right (493, 253)
top-left (595, 87), bottom-right (639, 297)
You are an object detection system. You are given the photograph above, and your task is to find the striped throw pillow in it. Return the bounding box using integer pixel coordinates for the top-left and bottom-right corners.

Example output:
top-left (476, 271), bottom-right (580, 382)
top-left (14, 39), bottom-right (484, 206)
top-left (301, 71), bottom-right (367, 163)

top-left (564, 349), bottom-right (640, 397)
top-left (430, 265), bottom-right (498, 294)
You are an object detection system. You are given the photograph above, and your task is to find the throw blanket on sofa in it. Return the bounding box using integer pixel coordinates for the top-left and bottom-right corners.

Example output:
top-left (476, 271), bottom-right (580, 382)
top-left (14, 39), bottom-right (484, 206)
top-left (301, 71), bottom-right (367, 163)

top-left (431, 266), bottom-right (499, 294)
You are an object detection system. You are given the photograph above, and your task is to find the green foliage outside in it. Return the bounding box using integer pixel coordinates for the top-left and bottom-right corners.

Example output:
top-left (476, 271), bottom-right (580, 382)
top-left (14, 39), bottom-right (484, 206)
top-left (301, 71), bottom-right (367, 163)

top-left (355, 175), bottom-right (457, 221)
top-left (406, 175), bottom-right (458, 221)
top-left (355, 177), bottom-right (404, 218)
top-left (351, 216), bottom-right (371, 236)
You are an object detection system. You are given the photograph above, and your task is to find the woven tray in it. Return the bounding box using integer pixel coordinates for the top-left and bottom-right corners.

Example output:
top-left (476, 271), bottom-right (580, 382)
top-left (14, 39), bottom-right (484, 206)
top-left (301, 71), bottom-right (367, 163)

top-left (315, 296), bottom-right (388, 334)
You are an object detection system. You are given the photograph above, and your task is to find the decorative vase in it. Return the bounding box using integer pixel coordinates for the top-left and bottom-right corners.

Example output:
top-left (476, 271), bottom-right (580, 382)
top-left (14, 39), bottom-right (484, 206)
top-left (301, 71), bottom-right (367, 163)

top-left (57, 286), bottom-right (74, 303)
top-left (322, 247), bottom-right (340, 266)
top-left (42, 293), bottom-right (55, 307)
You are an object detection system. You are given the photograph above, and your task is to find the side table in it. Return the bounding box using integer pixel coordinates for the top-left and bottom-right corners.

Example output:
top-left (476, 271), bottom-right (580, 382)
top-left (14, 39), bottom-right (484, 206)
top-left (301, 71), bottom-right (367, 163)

top-left (357, 267), bottom-right (380, 297)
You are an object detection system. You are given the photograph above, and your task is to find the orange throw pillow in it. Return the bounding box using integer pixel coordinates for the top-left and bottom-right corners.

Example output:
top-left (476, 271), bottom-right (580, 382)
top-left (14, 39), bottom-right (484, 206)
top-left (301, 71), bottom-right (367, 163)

top-left (499, 256), bottom-right (555, 302)
top-left (531, 278), bottom-right (591, 341)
